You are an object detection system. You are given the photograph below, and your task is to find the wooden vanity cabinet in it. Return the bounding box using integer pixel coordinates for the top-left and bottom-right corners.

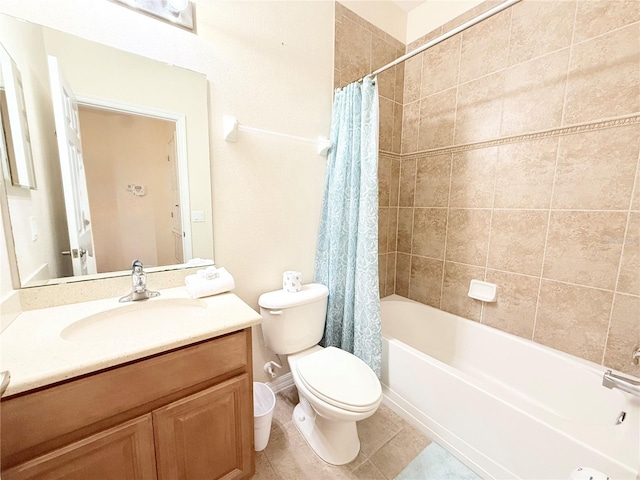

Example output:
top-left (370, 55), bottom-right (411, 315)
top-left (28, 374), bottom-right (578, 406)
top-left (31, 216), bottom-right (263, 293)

top-left (1, 329), bottom-right (255, 480)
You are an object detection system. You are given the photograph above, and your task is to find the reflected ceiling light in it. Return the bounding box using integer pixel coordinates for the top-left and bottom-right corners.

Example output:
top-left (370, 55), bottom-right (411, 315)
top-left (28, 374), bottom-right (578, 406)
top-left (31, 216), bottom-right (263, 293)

top-left (110, 0), bottom-right (195, 32)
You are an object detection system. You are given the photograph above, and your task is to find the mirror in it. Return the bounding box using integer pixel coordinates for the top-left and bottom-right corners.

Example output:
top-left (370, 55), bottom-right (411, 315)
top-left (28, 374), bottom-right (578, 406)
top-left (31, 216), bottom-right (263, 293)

top-left (0, 12), bottom-right (213, 288)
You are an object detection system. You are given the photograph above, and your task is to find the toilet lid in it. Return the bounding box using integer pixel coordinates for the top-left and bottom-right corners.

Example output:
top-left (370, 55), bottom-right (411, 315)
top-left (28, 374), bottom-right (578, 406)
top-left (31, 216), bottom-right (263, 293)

top-left (296, 347), bottom-right (381, 412)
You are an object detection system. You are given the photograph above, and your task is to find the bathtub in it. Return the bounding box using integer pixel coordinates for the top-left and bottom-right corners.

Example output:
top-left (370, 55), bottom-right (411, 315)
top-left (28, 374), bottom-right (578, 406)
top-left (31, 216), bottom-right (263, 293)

top-left (380, 295), bottom-right (640, 480)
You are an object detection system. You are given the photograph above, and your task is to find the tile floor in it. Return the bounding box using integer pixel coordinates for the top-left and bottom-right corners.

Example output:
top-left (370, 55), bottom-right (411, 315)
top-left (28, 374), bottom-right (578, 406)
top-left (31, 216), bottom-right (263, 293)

top-left (253, 388), bottom-right (432, 479)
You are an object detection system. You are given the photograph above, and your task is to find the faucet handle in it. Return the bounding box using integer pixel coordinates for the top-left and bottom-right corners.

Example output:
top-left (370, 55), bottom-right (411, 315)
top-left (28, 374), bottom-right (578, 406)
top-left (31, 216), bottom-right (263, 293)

top-left (633, 345), bottom-right (640, 365)
top-left (132, 259), bottom-right (144, 272)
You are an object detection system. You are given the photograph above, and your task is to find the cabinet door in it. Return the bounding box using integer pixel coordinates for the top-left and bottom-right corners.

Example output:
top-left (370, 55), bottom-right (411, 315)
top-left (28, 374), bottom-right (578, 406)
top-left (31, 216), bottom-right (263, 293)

top-left (153, 374), bottom-right (254, 480)
top-left (3, 415), bottom-right (157, 480)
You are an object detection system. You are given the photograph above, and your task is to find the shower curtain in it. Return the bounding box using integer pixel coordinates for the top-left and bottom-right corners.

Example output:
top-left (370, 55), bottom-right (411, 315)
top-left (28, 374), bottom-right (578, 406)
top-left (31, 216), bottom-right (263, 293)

top-left (314, 77), bottom-right (382, 376)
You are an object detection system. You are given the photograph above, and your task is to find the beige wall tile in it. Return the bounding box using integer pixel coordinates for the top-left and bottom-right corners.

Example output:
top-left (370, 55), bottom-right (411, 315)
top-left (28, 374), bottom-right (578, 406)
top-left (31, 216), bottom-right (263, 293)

top-left (378, 154), bottom-right (391, 206)
top-left (397, 208), bottom-right (414, 254)
top-left (388, 207), bottom-right (399, 252)
top-left (377, 67), bottom-right (396, 102)
top-left (415, 154), bottom-right (452, 208)
top-left (441, 261), bottom-right (485, 321)
top-left (403, 54), bottom-right (423, 105)
top-left (508, 0), bottom-right (576, 65)
top-left (445, 208), bottom-right (492, 266)
top-left (543, 211), bottom-right (628, 290)
top-left (450, 147), bottom-right (498, 208)
top-left (409, 256), bottom-right (444, 308)
top-left (379, 207), bottom-right (389, 254)
top-left (564, 24), bottom-right (640, 125)
top-left (459, 8), bottom-right (511, 83)
top-left (574, 0), bottom-right (640, 44)
top-left (618, 212), bottom-right (640, 296)
top-left (421, 35), bottom-right (461, 97)
top-left (494, 137), bottom-right (558, 209)
top-left (417, 88), bottom-right (457, 151)
top-left (379, 96), bottom-right (394, 152)
top-left (455, 71), bottom-right (505, 144)
top-left (488, 210), bottom-right (548, 276)
top-left (390, 158), bottom-right (401, 206)
top-left (501, 49), bottom-right (570, 136)
top-left (483, 270), bottom-right (540, 339)
top-left (379, 254), bottom-right (387, 298)
top-left (401, 101), bottom-right (420, 154)
top-left (372, 34), bottom-right (400, 74)
top-left (399, 158), bottom-right (417, 207)
top-left (338, 16), bottom-right (372, 85)
top-left (604, 294), bottom-right (640, 376)
top-left (553, 125), bottom-right (640, 210)
top-left (395, 253), bottom-right (411, 296)
top-left (535, 280), bottom-right (613, 363)
top-left (412, 208), bottom-right (448, 259)
top-left (386, 253), bottom-right (397, 294)
top-left (392, 101), bottom-right (403, 154)
top-left (441, 0), bottom-right (504, 34)
top-left (395, 63), bottom-right (405, 105)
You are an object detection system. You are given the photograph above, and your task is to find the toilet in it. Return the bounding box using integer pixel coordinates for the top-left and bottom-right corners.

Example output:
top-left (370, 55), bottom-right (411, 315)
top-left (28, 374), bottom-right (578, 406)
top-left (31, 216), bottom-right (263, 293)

top-left (258, 283), bottom-right (382, 465)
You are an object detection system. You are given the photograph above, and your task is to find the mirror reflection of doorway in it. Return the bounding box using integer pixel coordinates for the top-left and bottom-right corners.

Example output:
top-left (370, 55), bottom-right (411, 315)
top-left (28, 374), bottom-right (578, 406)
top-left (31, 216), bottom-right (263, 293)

top-left (78, 105), bottom-right (184, 273)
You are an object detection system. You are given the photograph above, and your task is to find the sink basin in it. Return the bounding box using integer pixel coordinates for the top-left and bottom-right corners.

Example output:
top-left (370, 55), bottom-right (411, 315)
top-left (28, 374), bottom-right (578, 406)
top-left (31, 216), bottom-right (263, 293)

top-left (61, 298), bottom-right (209, 342)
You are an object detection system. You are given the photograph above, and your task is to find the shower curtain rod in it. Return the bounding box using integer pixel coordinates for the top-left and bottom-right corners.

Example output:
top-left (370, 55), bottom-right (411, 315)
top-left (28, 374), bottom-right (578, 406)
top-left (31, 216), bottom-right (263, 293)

top-left (363, 0), bottom-right (522, 81)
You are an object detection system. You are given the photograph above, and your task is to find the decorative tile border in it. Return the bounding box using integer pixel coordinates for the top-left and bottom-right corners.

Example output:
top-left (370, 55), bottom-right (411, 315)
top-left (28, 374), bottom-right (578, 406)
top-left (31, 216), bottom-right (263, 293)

top-left (398, 113), bottom-right (640, 161)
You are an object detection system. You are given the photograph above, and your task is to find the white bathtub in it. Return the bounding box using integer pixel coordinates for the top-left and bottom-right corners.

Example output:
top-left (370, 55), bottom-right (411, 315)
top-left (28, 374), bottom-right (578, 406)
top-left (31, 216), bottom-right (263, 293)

top-left (380, 295), bottom-right (640, 480)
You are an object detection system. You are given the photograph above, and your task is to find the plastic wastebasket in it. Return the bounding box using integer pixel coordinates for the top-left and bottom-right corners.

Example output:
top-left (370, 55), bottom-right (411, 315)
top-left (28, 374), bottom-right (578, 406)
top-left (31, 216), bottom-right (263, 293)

top-left (253, 382), bottom-right (276, 451)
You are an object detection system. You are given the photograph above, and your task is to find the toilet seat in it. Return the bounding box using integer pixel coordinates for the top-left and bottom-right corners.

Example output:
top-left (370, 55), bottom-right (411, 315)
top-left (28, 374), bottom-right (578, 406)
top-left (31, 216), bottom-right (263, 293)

top-left (295, 347), bottom-right (381, 413)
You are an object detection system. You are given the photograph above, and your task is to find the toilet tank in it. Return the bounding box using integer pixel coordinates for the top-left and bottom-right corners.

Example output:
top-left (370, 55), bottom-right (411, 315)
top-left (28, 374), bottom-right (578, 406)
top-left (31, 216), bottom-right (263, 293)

top-left (258, 283), bottom-right (329, 355)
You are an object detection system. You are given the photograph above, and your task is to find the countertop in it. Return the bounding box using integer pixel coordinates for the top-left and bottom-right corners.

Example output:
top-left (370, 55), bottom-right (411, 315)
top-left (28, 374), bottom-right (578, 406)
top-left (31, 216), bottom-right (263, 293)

top-left (0, 287), bottom-right (262, 397)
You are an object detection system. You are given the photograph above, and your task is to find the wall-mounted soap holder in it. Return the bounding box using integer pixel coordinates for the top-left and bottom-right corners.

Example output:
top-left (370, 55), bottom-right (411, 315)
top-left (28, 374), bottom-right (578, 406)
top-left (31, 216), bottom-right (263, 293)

top-left (468, 279), bottom-right (497, 302)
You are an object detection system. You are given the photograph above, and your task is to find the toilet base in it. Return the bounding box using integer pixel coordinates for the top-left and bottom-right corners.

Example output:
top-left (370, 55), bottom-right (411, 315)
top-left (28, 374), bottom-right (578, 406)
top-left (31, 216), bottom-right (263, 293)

top-left (292, 402), bottom-right (360, 465)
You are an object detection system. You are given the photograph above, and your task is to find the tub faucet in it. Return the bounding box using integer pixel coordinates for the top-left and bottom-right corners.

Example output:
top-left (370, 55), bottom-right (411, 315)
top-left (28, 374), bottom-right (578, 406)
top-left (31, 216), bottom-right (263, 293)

top-left (602, 370), bottom-right (640, 398)
top-left (119, 260), bottom-right (160, 302)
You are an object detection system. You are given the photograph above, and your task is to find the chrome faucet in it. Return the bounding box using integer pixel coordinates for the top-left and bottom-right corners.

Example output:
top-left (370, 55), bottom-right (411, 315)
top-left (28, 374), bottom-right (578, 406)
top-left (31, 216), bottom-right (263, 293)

top-left (633, 345), bottom-right (640, 365)
top-left (602, 370), bottom-right (640, 397)
top-left (119, 260), bottom-right (160, 302)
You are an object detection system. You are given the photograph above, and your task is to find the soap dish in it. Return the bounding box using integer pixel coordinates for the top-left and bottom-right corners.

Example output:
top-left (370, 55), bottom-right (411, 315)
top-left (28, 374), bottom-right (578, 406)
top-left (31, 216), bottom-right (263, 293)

top-left (468, 279), bottom-right (497, 302)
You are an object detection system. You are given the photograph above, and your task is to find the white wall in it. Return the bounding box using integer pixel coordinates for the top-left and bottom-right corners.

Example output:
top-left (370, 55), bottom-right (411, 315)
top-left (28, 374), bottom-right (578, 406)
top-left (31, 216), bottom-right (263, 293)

top-left (0, 15), bottom-right (70, 285)
top-left (407, 0), bottom-right (484, 44)
top-left (0, 0), bottom-right (335, 381)
top-left (340, 0), bottom-right (407, 42)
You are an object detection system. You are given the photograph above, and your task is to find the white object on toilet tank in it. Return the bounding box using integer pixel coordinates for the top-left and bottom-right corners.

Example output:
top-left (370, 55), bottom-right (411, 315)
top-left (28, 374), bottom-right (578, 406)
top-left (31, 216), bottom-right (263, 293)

top-left (258, 283), bottom-right (329, 355)
top-left (282, 271), bottom-right (302, 292)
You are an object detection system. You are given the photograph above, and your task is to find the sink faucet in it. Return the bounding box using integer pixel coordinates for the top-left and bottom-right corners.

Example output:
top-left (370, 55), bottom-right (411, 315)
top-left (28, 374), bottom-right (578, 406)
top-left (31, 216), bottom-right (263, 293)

top-left (119, 260), bottom-right (160, 302)
top-left (602, 370), bottom-right (640, 397)
top-left (633, 345), bottom-right (640, 365)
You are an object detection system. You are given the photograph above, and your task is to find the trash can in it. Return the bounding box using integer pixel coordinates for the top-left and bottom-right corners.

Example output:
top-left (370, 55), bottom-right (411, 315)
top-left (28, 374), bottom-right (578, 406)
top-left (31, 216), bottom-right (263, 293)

top-left (253, 382), bottom-right (276, 451)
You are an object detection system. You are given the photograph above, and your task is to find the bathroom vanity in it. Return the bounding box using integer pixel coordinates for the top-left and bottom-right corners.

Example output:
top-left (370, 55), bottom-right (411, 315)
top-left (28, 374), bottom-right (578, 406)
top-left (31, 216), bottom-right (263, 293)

top-left (0, 288), bottom-right (262, 480)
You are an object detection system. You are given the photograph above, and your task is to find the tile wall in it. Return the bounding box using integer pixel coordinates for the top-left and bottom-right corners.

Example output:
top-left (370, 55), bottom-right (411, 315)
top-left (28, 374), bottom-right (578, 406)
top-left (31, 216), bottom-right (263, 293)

top-left (336, 0), bottom-right (640, 375)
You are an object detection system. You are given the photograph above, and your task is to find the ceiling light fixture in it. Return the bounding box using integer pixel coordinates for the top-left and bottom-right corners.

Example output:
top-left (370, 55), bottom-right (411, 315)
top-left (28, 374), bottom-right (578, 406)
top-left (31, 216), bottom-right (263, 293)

top-left (110, 0), bottom-right (195, 32)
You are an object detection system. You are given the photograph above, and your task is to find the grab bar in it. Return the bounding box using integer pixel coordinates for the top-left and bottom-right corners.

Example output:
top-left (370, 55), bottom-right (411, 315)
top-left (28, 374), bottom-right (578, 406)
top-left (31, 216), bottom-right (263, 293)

top-left (602, 370), bottom-right (640, 397)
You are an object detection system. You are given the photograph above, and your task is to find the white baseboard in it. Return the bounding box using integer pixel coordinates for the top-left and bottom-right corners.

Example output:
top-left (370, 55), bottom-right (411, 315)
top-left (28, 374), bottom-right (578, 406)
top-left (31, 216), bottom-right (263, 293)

top-left (265, 372), bottom-right (294, 393)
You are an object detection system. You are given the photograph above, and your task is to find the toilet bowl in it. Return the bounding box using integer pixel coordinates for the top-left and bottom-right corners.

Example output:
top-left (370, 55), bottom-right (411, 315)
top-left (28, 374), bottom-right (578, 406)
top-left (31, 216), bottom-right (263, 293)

top-left (288, 345), bottom-right (382, 465)
top-left (258, 283), bottom-right (382, 465)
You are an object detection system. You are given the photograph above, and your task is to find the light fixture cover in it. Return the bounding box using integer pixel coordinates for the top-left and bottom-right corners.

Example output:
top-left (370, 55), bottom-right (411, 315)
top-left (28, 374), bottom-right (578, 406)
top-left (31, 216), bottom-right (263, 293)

top-left (110, 0), bottom-right (195, 32)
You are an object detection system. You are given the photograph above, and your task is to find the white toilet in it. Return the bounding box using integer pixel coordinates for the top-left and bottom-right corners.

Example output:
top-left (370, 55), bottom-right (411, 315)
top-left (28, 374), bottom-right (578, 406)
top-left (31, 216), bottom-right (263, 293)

top-left (258, 283), bottom-right (382, 465)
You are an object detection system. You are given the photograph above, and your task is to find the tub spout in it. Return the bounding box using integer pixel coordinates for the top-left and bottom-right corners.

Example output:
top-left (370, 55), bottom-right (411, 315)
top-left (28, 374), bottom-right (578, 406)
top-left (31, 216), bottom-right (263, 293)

top-left (602, 370), bottom-right (640, 397)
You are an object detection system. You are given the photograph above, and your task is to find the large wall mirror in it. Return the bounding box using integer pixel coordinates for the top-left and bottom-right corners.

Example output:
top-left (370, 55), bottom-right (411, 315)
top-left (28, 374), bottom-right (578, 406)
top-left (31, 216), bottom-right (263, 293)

top-left (0, 12), bottom-right (214, 288)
